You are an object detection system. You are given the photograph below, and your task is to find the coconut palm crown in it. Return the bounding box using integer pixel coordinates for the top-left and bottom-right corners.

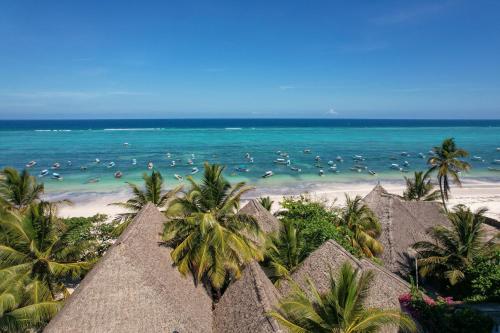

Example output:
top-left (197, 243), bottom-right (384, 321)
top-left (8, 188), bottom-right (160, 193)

top-left (403, 171), bottom-right (440, 201)
top-left (0, 167), bottom-right (44, 210)
top-left (268, 261), bottom-right (416, 333)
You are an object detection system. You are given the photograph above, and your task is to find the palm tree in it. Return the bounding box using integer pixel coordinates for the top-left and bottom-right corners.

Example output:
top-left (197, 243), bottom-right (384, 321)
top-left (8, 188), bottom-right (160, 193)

top-left (0, 201), bottom-right (90, 300)
top-left (0, 167), bottom-right (44, 210)
top-left (111, 170), bottom-right (181, 235)
top-left (403, 171), bottom-right (440, 201)
top-left (339, 195), bottom-right (383, 257)
top-left (259, 196), bottom-right (274, 211)
top-left (427, 138), bottom-right (470, 212)
top-left (412, 205), bottom-right (498, 286)
top-left (164, 162), bottom-right (264, 298)
top-left (268, 262), bottom-right (416, 333)
top-left (264, 220), bottom-right (308, 286)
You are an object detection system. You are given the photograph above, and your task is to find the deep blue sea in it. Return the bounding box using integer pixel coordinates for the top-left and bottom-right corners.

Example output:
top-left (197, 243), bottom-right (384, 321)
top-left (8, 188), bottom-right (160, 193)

top-left (1, 119), bottom-right (499, 195)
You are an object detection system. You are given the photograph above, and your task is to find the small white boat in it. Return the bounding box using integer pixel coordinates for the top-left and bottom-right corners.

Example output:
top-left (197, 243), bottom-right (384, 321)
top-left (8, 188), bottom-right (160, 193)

top-left (114, 171), bottom-right (123, 178)
top-left (327, 160), bottom-right (335, 166)
top-left (290, 166), bottom-right (302, 172)
top-left (147, 162), bottom-right (154, 170)
top-left (245, 153), bottom-right (251, 159)
top-left (170, 161), bottom-right (176, 167)
top-left (191, 167), bottom-right (199, 174)
top-left (352, 155), bottom-right (364, 160)
top-left (174, 174), bottom-right (183, 181)
top-left (418, 153), bottom-right (425, 159)
top-left (403, 161), bottom-right (410, 167)
top-left (191, 153), bottom-right (195, 159)
top-left (67, 161), bottom-right (72, 166)
top-left (303, 149), bottom-right (311, 154)
top-left (390, 163), bottom-right (401, 170)
top-left (52, 163), bottom-right (60, 169)
top-left (329, 166), bottom-right (337, 171)
top-left (428, 150), bottom-right (435, 156)
top-left (166, 153), bottom-right (171, 159)
top-left (132, 158), bottom-right (137, 165)
top-left (249, 157), bottom-right (254, 163)
top-left (187, 159), bottom-right (194, 165)
top-left (315, 156), bottom-right (321, 161)
top-left (107, 161), bottom-right (115, 168)
top-left (274, 158), bottom-right (289, 165)
top-left (95, 158), bottom-right (100, 163)
top-left (369, 170), bottom-right (376, 175)
top-left (80, 166), bottom-right (87, 171)
top-left (472, 156), bottom-right (483, 161)
top-left (262, 171), bottom-right (273, 178)
top-left (39, 169), bottom-right (49, 177)
top-left (493, 160), bottom-right (500, 165)
top-left (279, 152), bottom-right (289, 158)
top-left (235, 167), bottom-right (250, 172)
top-left (52, 173), bottom-right (63, 180)
top-left (401, 152), bottom-right (410, 157)
top-left (26, 160), bottom-right (37, 168)
top-left (336, 155), bottom-right (343, 162)
top-left (123, 142), bottom-right (129, 146)
top-left (319, 169), bottom-right (324, 176)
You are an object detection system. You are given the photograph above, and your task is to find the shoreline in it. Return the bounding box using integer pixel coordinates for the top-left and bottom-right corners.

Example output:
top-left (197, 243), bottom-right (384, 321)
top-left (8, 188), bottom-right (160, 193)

top-left (50, 179), bottom-right (500, 221)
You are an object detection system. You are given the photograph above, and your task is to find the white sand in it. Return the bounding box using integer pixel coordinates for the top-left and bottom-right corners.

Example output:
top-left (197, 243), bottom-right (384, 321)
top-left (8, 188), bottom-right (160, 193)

top-left (54, 179), bottom-right (500, 221)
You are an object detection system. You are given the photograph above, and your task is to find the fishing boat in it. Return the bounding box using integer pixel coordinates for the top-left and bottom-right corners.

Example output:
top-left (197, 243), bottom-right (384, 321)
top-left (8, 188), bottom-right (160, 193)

top-left (390, 163), bottom-right (401, 170)
top-left (262, 171), bottom-right (273, 178)
top-left (352, 155), bottom-right (364, 161)
top-left (472, 156), bottom-right (484, 162)
top-left (123, 142), bottom-right (129, 146)
top-left (401, 152), bottom-right (410, 157)
top-left (132, 158), bottom-right (137, 165)
top-left (187, 159), bottom-right (194, 165)
top-left (26, 160), bottom-right (37, 168)
top-left (166, 153), bottom-right (171, 159)
top-left (245, 153), bottom-right (251, 159)
top-left (327, 160), bottom-right (335, 166)
top-left (274, 158), bottom-right (290, 165)
top-left (95, 158), bottom-right (100, 163)
top-left (319, 169), bottom-right (324, 176)
top-left (314, 155), bottom-right (321, 161)
top-left (235, 167), bottom-right (250, 172)
top-left (107, 161), bottom-right (115, 168)
top-left (174, 174), bottom-right (183, 181)
top-left (114, 171), bottom-right (123, 178)
top-left (249, 157), bottom-right (254, 163)
top-left (52, 173), bottom-right (63, 180)
top-left (86, 177), bottom-right (100, 184)
top-left (368, 170), bottom-right (376, 175)
top-left (191, 153), bottom-right (196, 159)
top-left (39, 169), bottom-right (49, 177)
top-left (418, 153), bottom-right (426, 159)
top-left (52, 162), bottom-right (61, 169)
top-left (170, 160), bottom-right (176, 167)
top-left (147, 162), bottom-right (154, 170)
top-left (493, 159), bottom-right (500, 164)
top-left (290, 166), bottom-right (302, 172)
top-left (303, 149), bottom-right (311, 154)
top-left (336, 155), bottom-right (343, 162)
top-left (403, 161), bottom-right (410, 167)
top-left (329, 166), bottom-right (337, 171)
top-left (191, 167), bottom-right (199, 174)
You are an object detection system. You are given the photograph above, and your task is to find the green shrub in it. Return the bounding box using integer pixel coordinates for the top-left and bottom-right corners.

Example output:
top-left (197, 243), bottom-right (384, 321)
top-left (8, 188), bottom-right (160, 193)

top-left (462, 250), bottom-right (500, 302)
top-left (279, 196), bottom-right (362, 257)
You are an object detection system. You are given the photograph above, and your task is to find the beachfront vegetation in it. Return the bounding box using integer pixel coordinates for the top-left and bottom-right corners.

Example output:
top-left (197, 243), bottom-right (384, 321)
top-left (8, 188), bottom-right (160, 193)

top-left (339, 195), bottom-right (383, 258)
top-left (412, 205), bottom-right (498, 286)
top-left (163, 162), bottom-right (264, 298)
top-left (427, 138), bottom-right (470, 211)
top-left (111, 170), bottom-right (182, 235)
top-left (258, 196), bottom-right (273, 211)
top-left (461, 250), bottom-right (500, 302)
top-left (269, 262), bottom-right (416, 333)
top-left (0, 167), bottom-right (44, 211)
top-left (403, 171), bottom-right (440, 201)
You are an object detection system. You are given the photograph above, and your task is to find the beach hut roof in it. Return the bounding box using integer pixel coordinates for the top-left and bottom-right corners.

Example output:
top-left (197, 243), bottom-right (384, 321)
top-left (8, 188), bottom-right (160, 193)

top-left (240, 199), bottom-right (281, 234)
top-left (363, 184), bottom-right (449, 274)
top-left (44, 203), bottom-right (213, 333)
top-left (213, 261), bottom-right (282, 333)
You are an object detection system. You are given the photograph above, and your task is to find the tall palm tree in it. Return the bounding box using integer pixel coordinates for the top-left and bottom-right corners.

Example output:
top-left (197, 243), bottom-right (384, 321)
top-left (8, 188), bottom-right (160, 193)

top-left (412, 205), bottom-right (498, 286)
top-left (427, 138), bottom-right (470, 212)
top-left (268, 262), bottom-right (416, 333)
top-left (339, 195), bottom-right (383, 257)
top-left (403, 171), bottom-right (440, 201)
top-left (0, 167), bottom-right (44, 210)
top-left (0, 201), bottom-right (90, 300)
top-left (111, 170), bottom-right (181, 235)
top-left (259, 196), bottom-right (274, 211)
top-left (164, 162), bottom-right (264, 298)
top-left (264, 220), bottom-right (308, 286)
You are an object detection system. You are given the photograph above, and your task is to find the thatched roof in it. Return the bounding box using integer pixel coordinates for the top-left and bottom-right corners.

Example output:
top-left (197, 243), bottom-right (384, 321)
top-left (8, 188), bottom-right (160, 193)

top-left (213, 261), bottom-right (282, 333)
top-left (363, 184), bottom-right (449, 274)
top-left (44, 203), bottom-right (213, 333)
top-left (278, 240), bottom-right (410, 333)
top-left (240, 199), bottom-right (280, 234)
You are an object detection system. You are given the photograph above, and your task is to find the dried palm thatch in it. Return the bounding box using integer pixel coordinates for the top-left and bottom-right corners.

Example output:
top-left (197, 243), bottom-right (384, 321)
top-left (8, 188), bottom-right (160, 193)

top-left (239, 199), bottom-right (281, 234)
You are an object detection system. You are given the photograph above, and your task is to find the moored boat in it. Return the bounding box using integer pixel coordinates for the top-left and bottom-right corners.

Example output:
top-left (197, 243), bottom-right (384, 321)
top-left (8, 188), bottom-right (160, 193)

top-left (174, 174), bottom-right (183, 181)
top-left (191, 167), bottom-right (199, 174)
top-left (114, 171), bottom-right (123, 178)
top-left (26, 160), bottom-right (37, 168)
top-left (262, 171), bottom-right (273, 178)
top-left (52, 162), bottom-right (60, 169)
top-left (107, 161), bottom-right (115, 168)
top-left (52, 173), bottom-right (63, 180)
top-left (147, 162), bottom-right (154, 170)
top-left (39, 169), bottom-right (49, 177)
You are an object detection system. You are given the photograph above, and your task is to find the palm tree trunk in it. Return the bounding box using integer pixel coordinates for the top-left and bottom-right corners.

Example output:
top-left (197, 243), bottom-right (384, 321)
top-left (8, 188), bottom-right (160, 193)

top-left (438, 177), bottom-right (447, 213)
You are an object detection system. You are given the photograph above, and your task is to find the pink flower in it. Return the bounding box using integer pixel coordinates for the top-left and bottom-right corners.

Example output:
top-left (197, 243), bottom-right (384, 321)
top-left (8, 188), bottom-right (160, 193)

top-left (399, 293), bottom-right (412, 303)
top-left (424, 296), bottom-right (436, 306)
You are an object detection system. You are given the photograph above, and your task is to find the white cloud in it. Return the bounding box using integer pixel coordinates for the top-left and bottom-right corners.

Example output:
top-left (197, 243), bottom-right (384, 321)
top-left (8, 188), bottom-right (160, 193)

top-left (327, 108), bottom-right (339, 115)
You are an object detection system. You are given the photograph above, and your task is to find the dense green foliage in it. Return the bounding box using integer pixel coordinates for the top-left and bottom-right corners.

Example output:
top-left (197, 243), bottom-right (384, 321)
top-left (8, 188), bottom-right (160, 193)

top-left (403, 171), bottom-right (440, 201)
top-left (0, 167), bottom-right (44, 210)
top-left (461, 250), bottom-right (500, 302)
top-left (413, 205), bottom-right (498, 286)
top-left (258, 196), bottom-right (274, 211)
top-left (427, 138), bottom-right (470, 211)
top-left (164, 163), bottom-right (263, 298)
top-left (279, 196), bottom-right (363, 258)
top-left (269, 262), bottom-right (416, 333)
top-left (399, 290), bottom-right (494, 333)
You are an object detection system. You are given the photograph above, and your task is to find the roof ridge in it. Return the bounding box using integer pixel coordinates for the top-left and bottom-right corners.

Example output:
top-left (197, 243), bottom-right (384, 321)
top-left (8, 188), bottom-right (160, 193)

top-left (360, 258), bottom-right (410, 289)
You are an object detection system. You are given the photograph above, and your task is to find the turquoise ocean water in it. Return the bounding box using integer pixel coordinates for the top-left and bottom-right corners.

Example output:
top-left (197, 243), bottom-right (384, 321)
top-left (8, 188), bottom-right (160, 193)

top-left (0, 119), bottom-right (499, 196)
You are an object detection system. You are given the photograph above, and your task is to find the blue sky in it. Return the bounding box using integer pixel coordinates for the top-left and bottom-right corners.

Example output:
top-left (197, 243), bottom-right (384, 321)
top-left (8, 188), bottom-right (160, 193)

top-left (1, 0), bottom-right (499, 119)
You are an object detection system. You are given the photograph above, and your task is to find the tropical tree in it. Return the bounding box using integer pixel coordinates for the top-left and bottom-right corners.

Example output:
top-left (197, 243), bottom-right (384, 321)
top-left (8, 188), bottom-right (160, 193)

top-left (264, 220), bottom-right (308, 286)
top-left (0, 167), bottom-right (44, 210)
top-left (412, 205), bottom-right (499, 286)
top-left (268, 262), bottom-right (416, 333)
top-left (339, 195), bottom-right (383, 257)
top-left (427, 138), bottom-right (470, 212)
top-left (164, 162), bottom-right (264, 298)
top-left (0, 201), bottom-right (91, 300)
top-left (111, 170), bottom-right (181, 235)
top-left (403, 171), bottom-right (440, 201)
top-left (259, 196), bottom-right (274, 211)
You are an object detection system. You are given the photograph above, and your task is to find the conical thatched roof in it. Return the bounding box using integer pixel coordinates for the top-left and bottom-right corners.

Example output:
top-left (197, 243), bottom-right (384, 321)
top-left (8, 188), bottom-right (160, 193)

top-left (213, 261), bottom-right (282, 333)
top-left (278, 240), bottom-right (410, 333)
top-left (44, 203), bottom-right (213, 333)
top-left (363, 184), bottom-right (449, 274)
top-left (240, 199), bottom-right (280, 234)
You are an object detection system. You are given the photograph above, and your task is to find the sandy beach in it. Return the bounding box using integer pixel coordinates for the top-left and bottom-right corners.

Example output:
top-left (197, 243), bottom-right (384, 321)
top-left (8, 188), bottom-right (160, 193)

top-left (53, 179), bottom-right (500, 221)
